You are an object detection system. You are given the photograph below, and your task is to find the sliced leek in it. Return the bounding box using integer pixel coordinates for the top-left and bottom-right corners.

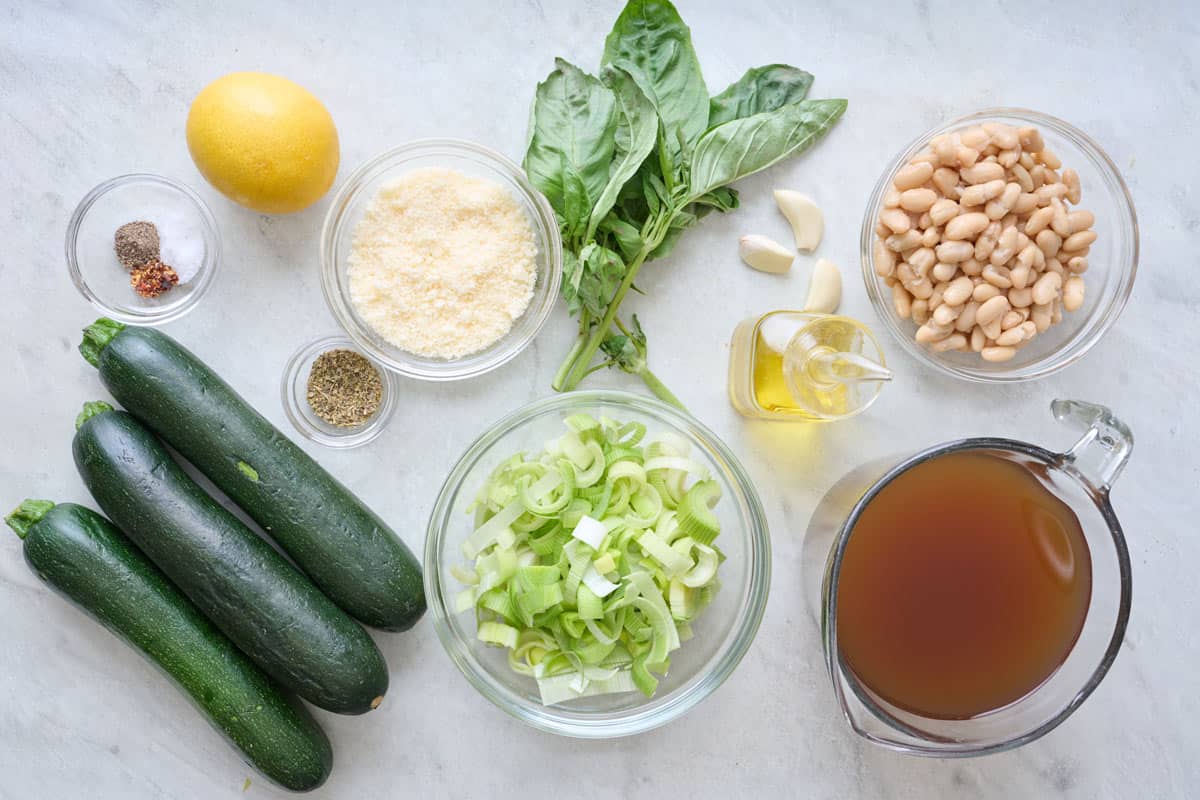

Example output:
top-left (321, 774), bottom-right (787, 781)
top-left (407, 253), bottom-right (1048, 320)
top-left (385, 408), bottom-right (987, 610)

top-left (456, 414), bottom-right (725, 705)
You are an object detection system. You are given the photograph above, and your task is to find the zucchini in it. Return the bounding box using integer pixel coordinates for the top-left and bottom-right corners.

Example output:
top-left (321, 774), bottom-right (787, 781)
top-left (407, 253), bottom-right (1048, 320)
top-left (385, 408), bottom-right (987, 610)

top-left (73, 402), bottom-right (389, 716)
top-left (5, 501), bottom-right (332, 792)
top-left (80, 319), bottom-right (424, 632)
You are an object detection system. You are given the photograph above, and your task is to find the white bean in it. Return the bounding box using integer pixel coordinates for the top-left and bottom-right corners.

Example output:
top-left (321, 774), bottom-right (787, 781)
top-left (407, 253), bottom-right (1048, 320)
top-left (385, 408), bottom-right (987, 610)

top-left (935, 241), bottom-right (974, 263)
top-left (1063, 276), bottom-right (1085, 311)
top-left (932, 167), bottom-right (960, 197)
top-left (932, 302), bottom-right (960, 326)
top-left (886, 230), bottom-right (922, 252)
top-left (1038, 149), bottom-right (1062, 169)
top-left (880, 208), bottom-right (911, 234)
top-left (900, 188), bottom-right (939, 213)
top-left (1031, 271), bottom-right (1063, 305)
top-left (911, 298), bottom-right (930, 324)
top-left (892, 283), bottom-right (913, 318)
top-left (1008, 286), bottom-right (1033, 308)
top-left (915, 319), bottom-right (954, 343)
top-left (942, 275), bottom-right (974, 306)
top-left (874, 239), bottom-right (897, 277)
top-left (932, 261), bottom-right (959, 283)
top-left (893, 162), bottom-right (935, 191)
top-left (1062, 168), bottom-right (1081, 204)
top-left (1067, 210), bottom-right (1094, 233)
top-left (1036, 229), bottom-right (1062, 259)
top-left (944, 212), bottom-right (991, 241)
top-left (1062, 230), bottom-right (1098, 252)
top-left (961, 179), bottom-right (1006, 206)
top-left (981, 346), bottom-right (1016, 362)
top-left (930, 333), bottom-right (968, 352)
top-left (955, 300), bottom-right (980, 332)
top-left (982, 263), bottom-right (1013, 288)
top-left (929, 198), bottom-right (960, 226)
top-left (970, 325), bottom-right (987, 352)
top-left (976, 294), bottom-right (1011, 325)
top-left (995, 326), bottom-right (1026, 346)
top-left (1031, 302), bottom-right (1053, 332)
top-left (961, 161), bottom-right (1006, 185)
top-left (1001, 310), bottom-right (1025, 331)
top-left (973, 282), bottom-right (1000, 302)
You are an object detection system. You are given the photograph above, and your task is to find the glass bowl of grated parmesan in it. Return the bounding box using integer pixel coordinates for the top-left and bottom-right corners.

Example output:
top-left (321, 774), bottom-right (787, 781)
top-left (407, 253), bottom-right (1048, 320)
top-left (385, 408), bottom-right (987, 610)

top-left (320, 139), bottom-right (562, 380)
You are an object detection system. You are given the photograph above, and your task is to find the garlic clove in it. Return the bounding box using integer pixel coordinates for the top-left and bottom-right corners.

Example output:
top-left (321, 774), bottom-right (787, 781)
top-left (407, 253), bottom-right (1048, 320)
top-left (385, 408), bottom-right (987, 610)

top-left (738, 234), bottom-right (794, 274)
top-left (774, 190), bottom-right (824, 252)
top-left (803, 258), bottom-right (842, 313)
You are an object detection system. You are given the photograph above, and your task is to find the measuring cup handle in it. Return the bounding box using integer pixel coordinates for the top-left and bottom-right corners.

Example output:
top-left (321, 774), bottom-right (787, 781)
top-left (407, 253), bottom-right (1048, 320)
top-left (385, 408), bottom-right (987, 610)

top-left (1052, 399), bottom-right (1134, 493)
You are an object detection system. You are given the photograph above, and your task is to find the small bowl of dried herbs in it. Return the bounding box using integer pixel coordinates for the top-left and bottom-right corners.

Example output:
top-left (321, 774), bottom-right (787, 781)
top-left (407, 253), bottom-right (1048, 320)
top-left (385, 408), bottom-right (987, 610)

top-left (66, 173), bottom-right (220, 325)
top-left (281, 334), bottom-right (398, 448)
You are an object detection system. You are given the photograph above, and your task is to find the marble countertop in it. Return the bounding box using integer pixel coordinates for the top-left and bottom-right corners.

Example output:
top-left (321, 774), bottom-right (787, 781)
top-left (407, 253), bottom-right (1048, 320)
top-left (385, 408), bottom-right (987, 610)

top-left (1, 1), bottom-right (1196, 797)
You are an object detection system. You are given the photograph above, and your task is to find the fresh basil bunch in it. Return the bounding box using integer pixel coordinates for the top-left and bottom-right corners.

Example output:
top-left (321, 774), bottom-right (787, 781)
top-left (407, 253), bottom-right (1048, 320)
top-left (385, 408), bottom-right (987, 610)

top-left (524, 0), bottom-right (847, 408)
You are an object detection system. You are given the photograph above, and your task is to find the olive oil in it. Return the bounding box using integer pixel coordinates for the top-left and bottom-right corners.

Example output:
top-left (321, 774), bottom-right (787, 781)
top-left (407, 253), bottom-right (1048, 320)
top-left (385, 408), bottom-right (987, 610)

top-left (728, 311), bottom-right (890, 421)
top-left (835, 450), bottom-right (1092, 720)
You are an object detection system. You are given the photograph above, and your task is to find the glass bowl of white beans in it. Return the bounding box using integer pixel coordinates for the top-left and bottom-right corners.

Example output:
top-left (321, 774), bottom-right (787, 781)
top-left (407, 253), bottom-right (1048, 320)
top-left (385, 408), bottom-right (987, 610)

top-left (861, 109), bottom-right (1138, 382)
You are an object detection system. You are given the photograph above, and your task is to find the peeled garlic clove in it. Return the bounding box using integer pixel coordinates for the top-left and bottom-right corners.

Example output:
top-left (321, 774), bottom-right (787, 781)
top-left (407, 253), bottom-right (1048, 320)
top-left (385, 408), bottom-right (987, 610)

top-left (803, 258), bottom-right (842, 313)
top-left (774, 190), bottom-right (823, 252)
top-left (738, 234), bottom-right (794, 274)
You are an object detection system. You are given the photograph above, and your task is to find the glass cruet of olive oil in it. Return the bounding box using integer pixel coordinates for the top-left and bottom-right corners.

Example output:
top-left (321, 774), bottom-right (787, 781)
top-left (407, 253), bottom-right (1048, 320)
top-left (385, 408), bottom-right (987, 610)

top-left (728, 311), bottom-right (892, 421)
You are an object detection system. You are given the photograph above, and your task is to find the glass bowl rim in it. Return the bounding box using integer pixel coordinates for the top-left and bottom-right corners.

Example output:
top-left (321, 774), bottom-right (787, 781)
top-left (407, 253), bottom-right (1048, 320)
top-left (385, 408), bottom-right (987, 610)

top-left (423, 390), bottom-right (772, 738)
top-left (859, 107), bottom-right (1139, 383)
top-left (319, 138), bottom-right (563, 382)
top-left (65, 172), bottom-right (221, 326)
top-left (279, 333), bottom-right (399, 449)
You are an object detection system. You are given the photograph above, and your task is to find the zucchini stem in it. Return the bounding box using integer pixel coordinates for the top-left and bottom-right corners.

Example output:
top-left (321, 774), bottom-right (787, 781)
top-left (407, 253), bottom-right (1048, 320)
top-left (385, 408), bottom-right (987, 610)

top-left (76, 401), bottom-right (115, 431)
top-left (79, 318), bottom-right (126, 367)
top-left (5, 499), bottom-right (55, 539)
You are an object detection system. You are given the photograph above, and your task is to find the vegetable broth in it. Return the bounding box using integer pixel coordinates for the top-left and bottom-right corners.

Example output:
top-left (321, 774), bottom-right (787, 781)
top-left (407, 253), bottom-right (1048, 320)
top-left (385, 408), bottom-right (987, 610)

top-left (835, 450), bottom-right (1091, 720)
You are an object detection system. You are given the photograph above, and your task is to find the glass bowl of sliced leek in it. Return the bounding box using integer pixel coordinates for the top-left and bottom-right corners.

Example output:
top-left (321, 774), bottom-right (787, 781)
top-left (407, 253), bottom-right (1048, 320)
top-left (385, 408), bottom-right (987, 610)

top-left (425, 391), bottom-right (771, 738)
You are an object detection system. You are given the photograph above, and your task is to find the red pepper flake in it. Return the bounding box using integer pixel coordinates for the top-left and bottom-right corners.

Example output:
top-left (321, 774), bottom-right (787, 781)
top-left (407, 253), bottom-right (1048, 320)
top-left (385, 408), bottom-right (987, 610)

top-left (130, 260), bottom-right (180, 298)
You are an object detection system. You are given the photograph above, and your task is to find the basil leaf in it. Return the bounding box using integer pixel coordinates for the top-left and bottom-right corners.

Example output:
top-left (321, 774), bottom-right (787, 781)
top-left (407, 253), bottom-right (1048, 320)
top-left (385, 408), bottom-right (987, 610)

top-left (561, 250), bottom-right (585, 315)
top-left (602, 0), bottom-right (709, 153)
top-left (599, 213), bottom-right (645, 261)
top-left (523, 58), bottom-right (618, 227)
top-left (561, 158), bottom-right (591, 241)
top-left (574, 243), bottom-right (628, 318)
top-left (692, 186), bottom-right (739, 213)
top-left (707, 65), bottom-right (814, 128)
top-left (587, 66), bottom-right (658, 240)
top-left (687, 98), bottom-right (847, 199)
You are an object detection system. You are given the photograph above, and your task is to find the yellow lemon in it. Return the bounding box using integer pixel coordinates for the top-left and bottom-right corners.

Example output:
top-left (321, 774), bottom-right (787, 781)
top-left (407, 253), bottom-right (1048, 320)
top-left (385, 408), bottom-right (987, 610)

top-left (186, 72), bottom-right (339, 214)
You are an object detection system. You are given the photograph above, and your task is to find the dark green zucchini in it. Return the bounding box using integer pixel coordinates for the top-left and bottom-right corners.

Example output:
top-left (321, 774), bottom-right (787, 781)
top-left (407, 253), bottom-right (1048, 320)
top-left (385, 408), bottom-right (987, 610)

top-left (5, 501), bottom-right (332, 792)
top-left (80, 319), bottom-right (424, 632)
top-left (73, 402), bottom-right (388, 715)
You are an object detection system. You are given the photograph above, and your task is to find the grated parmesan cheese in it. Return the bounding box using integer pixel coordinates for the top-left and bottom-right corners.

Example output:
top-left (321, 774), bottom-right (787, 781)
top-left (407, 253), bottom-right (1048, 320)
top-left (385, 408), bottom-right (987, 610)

top-left (347, 167), bottom-right (538, 359)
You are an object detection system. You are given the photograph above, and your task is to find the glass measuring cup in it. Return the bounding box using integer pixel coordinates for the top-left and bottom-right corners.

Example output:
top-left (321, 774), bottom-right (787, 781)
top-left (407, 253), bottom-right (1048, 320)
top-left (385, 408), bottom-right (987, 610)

top-left (802, 399), bottom-right (1132, 756)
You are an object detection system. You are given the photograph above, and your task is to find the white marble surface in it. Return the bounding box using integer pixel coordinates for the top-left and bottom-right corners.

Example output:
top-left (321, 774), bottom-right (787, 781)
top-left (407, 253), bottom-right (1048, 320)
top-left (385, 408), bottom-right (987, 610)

top-left (1, 1), bottom-right (1197, 797)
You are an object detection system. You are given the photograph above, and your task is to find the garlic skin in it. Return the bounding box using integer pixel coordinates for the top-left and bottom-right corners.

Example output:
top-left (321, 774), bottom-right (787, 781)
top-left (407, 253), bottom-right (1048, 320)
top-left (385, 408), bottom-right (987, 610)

top-left (803, 258), bottom-right (842, 313)
top-left (738, 235), bottom-right (794, 274)
top-left (774, 190), bottom-right (823, 252)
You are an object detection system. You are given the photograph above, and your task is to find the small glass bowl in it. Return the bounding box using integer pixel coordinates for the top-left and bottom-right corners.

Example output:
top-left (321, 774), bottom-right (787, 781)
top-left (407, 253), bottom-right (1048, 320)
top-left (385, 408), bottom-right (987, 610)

top-left (280, 335), bottom-right (399, 448)
top-left (425, 391), bottom-right (771, 738)
top-left (861, 109), bottom-right (1138, 382)
top-left (66, 174), bottom-right (220, 325)
top-left (320, 139), bottom-right (562, 381)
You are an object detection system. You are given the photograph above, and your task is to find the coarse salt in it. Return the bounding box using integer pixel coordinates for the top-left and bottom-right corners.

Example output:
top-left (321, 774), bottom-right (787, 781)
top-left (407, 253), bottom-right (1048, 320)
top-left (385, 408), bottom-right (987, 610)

top-left (347, 167), bottom-right (538, 360)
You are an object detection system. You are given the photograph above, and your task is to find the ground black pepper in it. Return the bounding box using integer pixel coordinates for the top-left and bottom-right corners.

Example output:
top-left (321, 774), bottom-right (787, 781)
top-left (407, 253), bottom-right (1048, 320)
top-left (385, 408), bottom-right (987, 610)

top-left (114, 221), bottom-right (160, 269)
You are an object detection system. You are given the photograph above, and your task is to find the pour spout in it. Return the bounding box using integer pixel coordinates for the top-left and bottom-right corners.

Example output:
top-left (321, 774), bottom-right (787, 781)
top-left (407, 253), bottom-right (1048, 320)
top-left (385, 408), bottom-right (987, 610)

top-left (811, 351), bottom-right (894, 386)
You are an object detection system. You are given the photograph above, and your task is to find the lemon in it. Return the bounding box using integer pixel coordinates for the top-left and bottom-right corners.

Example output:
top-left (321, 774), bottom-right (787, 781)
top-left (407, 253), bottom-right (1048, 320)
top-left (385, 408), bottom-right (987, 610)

top-left (186, 72), bottom-right (339, 214)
